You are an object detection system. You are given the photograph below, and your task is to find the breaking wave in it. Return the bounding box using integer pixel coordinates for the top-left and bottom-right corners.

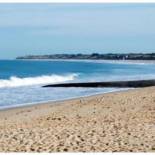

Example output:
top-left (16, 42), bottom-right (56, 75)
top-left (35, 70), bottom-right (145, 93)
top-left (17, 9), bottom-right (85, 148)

top-left (0, 74), bottom-right (78, 88)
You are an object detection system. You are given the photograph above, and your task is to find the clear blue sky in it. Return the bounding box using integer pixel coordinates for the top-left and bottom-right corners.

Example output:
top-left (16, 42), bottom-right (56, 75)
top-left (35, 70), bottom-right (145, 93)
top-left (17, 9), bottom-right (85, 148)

top-left (0, 3), bottom-right (155, 59)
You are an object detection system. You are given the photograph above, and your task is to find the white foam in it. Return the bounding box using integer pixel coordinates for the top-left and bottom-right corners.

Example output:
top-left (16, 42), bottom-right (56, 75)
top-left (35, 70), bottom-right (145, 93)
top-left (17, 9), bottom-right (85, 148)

top-left (0, 74), bottom-right (78, 88)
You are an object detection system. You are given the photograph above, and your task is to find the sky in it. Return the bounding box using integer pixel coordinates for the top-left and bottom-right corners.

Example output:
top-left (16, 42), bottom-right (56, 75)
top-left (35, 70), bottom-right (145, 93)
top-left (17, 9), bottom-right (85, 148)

top-left (0, 3), bottom-right (155, 59)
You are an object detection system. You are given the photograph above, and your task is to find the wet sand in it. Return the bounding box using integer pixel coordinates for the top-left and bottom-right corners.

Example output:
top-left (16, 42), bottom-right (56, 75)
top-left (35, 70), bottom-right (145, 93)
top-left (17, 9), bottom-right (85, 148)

top-left (0, 87), bottom-right (155, 152)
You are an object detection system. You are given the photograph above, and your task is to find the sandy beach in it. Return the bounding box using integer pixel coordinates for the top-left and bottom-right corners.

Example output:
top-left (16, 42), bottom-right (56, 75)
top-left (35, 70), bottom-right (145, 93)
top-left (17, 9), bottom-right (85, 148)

top-left (0, 87), bottom-right (155, 152)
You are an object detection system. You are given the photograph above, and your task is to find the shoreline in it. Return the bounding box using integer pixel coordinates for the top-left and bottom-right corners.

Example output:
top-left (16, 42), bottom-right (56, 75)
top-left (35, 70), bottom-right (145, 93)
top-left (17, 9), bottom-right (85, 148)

top-left (0, 87), bottom-right (130, 112)
top-left (16, 58), bottom-right (155, 64)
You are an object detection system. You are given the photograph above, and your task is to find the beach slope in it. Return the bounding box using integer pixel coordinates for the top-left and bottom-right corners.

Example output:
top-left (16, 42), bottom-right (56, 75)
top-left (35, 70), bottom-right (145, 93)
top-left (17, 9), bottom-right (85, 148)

top-left (0, 87), bottom-right (155, 152)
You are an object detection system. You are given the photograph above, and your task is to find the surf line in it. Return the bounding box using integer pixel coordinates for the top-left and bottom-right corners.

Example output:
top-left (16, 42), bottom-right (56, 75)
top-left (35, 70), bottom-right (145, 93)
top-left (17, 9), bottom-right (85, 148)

top-left (43, 79), bottom-right (155, 88)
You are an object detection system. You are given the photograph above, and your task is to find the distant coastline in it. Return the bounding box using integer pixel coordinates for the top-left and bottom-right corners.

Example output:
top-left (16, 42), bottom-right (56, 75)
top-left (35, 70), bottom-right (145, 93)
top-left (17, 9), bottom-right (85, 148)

top-left (16, 53), bottom-right (155, 60)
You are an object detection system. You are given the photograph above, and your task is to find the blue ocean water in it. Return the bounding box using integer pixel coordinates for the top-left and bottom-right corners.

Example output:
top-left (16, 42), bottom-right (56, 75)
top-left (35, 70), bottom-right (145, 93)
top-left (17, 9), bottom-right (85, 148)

top-left (0, 60), bottom-right (155, 109)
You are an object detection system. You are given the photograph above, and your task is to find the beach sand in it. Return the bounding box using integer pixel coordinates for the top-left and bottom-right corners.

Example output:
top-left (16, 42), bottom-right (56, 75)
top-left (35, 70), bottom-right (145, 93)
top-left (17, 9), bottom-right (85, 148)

top-left (0, 87), bottom-right (155, 152)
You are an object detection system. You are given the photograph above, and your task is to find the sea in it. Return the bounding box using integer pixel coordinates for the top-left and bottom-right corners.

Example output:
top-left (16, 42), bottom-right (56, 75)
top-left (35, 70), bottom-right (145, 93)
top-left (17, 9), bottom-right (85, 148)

top-left (0, 59), bottom-right (155, 109)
